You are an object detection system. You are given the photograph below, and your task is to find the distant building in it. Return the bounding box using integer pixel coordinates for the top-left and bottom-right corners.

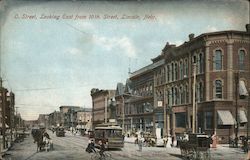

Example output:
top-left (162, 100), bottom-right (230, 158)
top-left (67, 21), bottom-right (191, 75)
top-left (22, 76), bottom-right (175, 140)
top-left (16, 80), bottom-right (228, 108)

top-left (48, 111), bottom-right (61, 127)
top-left (37, 114), bottom-right (49, 128)
top-left (90, 88), bottom-right (115, 129)
top-left (24, 120), bottom-right (38, 128)
top-left (59, 106), bottom-right (81, 128)
top-left (75, 108), bottom-right (92, 130)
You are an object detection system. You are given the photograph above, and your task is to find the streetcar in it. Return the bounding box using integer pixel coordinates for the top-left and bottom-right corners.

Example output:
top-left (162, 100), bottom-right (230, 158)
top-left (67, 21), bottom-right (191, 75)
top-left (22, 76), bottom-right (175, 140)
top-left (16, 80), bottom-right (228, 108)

top-left (94, 123), bottom-right (124, 149)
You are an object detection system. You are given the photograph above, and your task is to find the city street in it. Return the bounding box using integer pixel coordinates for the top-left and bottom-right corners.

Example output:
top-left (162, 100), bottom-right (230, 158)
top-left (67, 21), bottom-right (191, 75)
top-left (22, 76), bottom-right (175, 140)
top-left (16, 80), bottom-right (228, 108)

top-left (2, 130), bottom-right (247, 160)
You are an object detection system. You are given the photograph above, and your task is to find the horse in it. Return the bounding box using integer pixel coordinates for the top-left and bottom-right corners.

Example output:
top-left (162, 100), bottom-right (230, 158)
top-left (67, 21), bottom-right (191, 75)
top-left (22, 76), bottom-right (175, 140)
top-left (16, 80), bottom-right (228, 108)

top-left (32, 129), bottom-right (45, 152)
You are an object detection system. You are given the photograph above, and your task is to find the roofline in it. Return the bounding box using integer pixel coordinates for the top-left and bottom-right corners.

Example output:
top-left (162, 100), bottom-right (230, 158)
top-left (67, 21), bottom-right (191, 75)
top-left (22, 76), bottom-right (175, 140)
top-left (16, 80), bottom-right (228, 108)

top-left (129, 59), bottom-right (165, 78)
top-left (178, 30), bottom-right (249, 48)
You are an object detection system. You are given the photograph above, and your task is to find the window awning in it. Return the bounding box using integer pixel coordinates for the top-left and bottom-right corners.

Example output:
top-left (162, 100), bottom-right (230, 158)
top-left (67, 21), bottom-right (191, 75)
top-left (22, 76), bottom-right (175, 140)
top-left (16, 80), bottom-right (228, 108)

top-left (0, 123), bottom-right (9, 128)
top-left (217, 110), bottom-right (236, 125)
top-left (239, 80), bottom-right (249, 96)
top-left (239, 110), bottom-right (248, 123)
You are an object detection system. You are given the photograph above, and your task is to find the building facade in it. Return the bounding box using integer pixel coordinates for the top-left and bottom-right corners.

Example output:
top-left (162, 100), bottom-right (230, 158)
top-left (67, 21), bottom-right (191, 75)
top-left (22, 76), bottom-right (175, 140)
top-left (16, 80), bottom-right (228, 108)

top-left (76, 108), bottom-right (92, 130)
top-left (48, 111), bottom-right (61, 128)
top-left (90, 89), bottom-right (115, 129)
top-left (153, 25), bottom-right (250, 143)
top-left (59, 106), bottom-right (81, 128)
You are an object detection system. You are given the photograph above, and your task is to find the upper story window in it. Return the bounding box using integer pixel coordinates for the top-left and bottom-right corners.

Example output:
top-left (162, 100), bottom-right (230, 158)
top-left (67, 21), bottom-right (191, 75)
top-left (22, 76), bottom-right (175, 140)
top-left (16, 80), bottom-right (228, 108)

top-left (215, 80), bottom-right (222, 99)
top-left (174, 87), bottom-right (178, 105)
top-left (239, 50), bottom-right (246, 70)
top-left (180, 61), bottom-right (183, 80)
top-left (214, 50), bottom-right (222, 70)
top-left (184, 59), bottom-right (188, 78)
top-left (171, 87), bottom-right (174, 105)
top-left (196, 82), bottom-right (203, 102)
top-left (168, 88), bottom-right (172, 106)
top-left (175, 63), bottom-right (178, 80)
top-left (180, 86), bottom-right (183, 104)
top-left (198, 53), bottom-right (203, 73)
top-left (167, 64), bottom-right (170, 82)
top-left (171, 63), bottom-right (174, 81)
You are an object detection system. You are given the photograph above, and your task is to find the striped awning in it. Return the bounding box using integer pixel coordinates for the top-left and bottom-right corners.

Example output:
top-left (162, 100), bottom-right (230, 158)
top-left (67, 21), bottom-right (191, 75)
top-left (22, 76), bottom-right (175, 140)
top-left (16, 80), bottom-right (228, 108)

top-left (239, 80), bottom-right (249, 96)
top-left (217, 110), bottom-right (236, 125)
top-left (239, 110), bottom-right (248, 123)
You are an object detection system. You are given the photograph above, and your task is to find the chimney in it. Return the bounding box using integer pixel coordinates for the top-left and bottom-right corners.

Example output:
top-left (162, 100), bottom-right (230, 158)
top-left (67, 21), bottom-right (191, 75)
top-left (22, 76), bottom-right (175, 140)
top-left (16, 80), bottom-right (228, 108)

top-left (246, 24), bottom-right (250, 33)
top-left (189, 33), bottom-right (195, 41)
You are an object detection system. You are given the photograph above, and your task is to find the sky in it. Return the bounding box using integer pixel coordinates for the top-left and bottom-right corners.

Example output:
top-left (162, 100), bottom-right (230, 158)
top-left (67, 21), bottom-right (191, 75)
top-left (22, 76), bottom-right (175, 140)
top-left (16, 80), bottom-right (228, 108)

top-left (0, 0), bottom-right (249, 120)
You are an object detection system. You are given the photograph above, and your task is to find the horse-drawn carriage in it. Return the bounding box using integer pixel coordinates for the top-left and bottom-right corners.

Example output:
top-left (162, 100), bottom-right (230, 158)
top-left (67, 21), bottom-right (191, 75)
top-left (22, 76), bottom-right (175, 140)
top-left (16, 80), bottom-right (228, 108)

top-left (179, 133), bottom-right (211, 160)
top-left (31, 127), bottom-right (53, 152)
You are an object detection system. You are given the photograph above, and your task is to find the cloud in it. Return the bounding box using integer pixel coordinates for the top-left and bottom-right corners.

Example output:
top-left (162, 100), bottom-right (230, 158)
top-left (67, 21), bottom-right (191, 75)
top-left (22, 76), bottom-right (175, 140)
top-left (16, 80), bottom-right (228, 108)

top-left (67, 47), bottom-right (82, 55)
top-left (93, 35), bottom-right (137, 58)
top-left (205, 25), bottom-right (218, 32)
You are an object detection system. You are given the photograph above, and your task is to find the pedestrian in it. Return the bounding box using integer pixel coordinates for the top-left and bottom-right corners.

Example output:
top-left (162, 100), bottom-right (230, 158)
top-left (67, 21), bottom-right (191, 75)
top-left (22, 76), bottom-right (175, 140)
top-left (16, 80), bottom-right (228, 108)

top-left (171, 135), bottom-right (175, 147)
top-left (86, 139), bottom-right (96, 153)
top-left (138, 136), bottom-right (143, 152)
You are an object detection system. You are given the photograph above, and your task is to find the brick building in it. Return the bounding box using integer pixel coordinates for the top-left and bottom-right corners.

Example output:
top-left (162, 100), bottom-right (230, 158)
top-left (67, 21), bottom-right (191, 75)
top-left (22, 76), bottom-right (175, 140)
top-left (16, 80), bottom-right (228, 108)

top-left (59, 106), bottom-right (81, 128)
top-left (151, 24), bottom-right (250, 143)
top-left (75, 108), bottom-right (92, 130)
top-left (48, 111), bottom-right (61, 127)
top-left (90, 89), bottom-right (115, 129)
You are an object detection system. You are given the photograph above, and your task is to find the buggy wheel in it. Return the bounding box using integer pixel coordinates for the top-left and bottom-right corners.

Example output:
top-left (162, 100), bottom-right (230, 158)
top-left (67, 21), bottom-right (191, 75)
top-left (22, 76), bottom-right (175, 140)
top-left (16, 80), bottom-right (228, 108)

top-left (187, 148), bottom-right (196, 160)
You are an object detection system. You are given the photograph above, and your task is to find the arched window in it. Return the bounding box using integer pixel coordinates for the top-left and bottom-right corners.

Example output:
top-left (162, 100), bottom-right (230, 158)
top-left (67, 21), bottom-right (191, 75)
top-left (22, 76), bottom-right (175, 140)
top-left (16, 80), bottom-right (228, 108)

top-left (239, 50), bottom-right (246, 70)
top-left (168, 88), bottom-right (172, 106)
top-left (175, 87), bottom-right (178, 105)
top-left (175, 63), bottom-right (178, 80)
top-left (196, 83), bottom-right (200, 102)
top-left (186, 84), bottom-right (189, 103)
top-left (171, 87), bottom-right (174, 105)
top-left (199, 53), bottom-right (203, 73)
top-left (167, 64), bottom-right (170, 82)
top-left (193, 55), bottom-right (197, 64)
top-left (215, 80), bottom-right (222, 99)
top-left (180, 61), bottom-right (183, 79)
top-left (180, 86), bottom-right (183, 104)
top-left (183, 86), bottom-right (186, 104)
top-left (171, 63), bottom-right (174, 81)
top-left (214, 50), bottom-right (222, 70)
top-left (199, 82), bottom-right (203, 102)
top-left (185, 59), bottom-right (188, 77)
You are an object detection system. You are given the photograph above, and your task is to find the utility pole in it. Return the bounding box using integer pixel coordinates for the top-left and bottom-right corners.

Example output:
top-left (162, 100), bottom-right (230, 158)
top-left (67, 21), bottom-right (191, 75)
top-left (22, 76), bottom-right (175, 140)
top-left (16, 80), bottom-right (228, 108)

top-left (235, 72), bottom-right (239, 147)
top-left (192, 63), bottom-right (197, 133)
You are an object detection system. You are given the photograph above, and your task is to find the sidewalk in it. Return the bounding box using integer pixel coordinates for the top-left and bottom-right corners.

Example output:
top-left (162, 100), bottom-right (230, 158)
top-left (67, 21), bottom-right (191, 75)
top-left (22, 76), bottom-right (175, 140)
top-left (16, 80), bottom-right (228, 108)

top-left (124, 136), bottom-right (136, 144)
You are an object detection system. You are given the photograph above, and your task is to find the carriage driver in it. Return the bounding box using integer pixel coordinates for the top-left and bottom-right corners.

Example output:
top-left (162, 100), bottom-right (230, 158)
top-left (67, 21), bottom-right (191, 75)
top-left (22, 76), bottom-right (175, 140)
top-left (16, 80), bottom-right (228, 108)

top-left (40, 126), bottom-right (51, 140)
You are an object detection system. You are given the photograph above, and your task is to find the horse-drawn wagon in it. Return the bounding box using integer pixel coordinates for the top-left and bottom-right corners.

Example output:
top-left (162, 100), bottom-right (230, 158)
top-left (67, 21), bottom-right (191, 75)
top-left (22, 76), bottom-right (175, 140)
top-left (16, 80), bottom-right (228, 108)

top-left (179, 133), bottom-right (211, 160)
